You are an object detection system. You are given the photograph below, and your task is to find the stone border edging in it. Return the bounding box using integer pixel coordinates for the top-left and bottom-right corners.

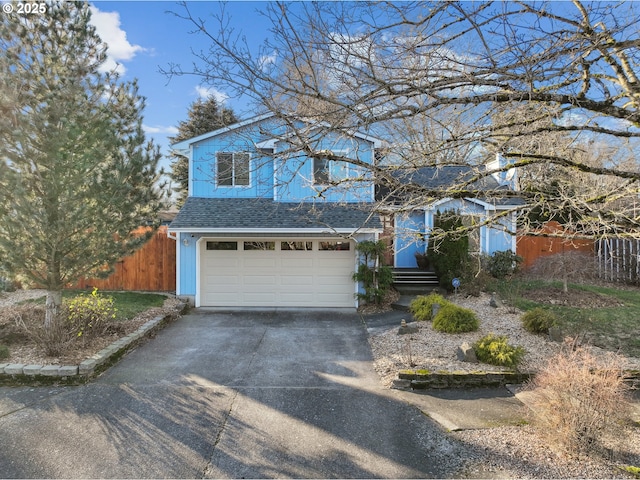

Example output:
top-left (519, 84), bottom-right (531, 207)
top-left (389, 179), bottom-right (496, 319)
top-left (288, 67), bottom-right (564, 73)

top-left (392, 368), bottom-right (640, 390)
top-left (392, 369), bottom-right (532, 390)
top-left (0, 302), bottom-right (188, 386)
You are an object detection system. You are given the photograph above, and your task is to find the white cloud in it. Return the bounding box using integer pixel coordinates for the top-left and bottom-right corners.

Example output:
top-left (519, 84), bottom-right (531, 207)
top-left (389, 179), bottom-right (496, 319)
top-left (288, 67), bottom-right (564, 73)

top-left (143, 124), bottom-right (179, 135)
top-left (194, 85), bottom-right (229, 104)
top-left (258, 51), bottom-right (278, 71)
top-left (89, 5), bottom-right (144, 75)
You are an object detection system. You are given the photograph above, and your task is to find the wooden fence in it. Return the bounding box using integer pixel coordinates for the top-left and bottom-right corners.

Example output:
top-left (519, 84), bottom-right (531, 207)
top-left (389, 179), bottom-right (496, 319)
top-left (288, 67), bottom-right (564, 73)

top-left (516, 221), bottom-right (593, 269)
top-left (74, 226), bottom-right (176, 292)
top-left (596, 237), bottom-right (640, 284)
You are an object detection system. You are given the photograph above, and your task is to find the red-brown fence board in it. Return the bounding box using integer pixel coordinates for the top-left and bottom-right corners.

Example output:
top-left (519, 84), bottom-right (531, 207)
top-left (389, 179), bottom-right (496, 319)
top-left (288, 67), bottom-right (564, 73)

top-left (74, 226), bottom-right (176, 291)
top-left (516, 221), bottom-right (593, 269)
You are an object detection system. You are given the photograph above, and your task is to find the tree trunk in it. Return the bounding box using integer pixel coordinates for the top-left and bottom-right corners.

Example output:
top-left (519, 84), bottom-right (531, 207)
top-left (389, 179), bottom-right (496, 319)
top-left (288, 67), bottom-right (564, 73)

top-left (45, 290), bottom-right (62, 329)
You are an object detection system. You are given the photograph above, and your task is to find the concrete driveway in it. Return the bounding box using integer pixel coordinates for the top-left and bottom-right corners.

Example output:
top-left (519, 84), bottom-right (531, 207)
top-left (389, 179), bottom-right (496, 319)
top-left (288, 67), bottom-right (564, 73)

top-left (0, 309), bottom-right (473, 478)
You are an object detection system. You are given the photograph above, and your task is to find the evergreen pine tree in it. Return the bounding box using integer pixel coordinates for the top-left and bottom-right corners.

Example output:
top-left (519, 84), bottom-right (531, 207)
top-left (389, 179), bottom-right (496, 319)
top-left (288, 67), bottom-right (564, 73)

top-left (0, 2), bottom-right (163, 331)
top-left (169, 96), bottom-right (238, 205)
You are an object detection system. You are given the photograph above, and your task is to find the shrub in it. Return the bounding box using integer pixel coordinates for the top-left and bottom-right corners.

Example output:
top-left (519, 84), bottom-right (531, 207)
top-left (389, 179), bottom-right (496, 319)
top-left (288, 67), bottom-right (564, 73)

top-left (63, 288), bottom-right (117, 340)
top-left (473, 333), bottom-right (525, 368)
top-left (0, 344), bottom-right (9, 360)
top-left (409, 293), bottom-right (450, 321)
top-left (432, 303), bottom-right (479, 333)
top-left (427, 210), bottom-right (470, 291)
top-left (0, 268), bottom-right (18, 292)
top-left (353, 240), bottom-right (394, 304)
top-left (521, 307), bottom-right (558, 335)
top-left (525, 346), bottom-right (632, 455)
top-left (5, 304), bottom-right (70, 356)
top-left (462, 268), bottom-right (494, 297)
top-left (485, 250), bottom-right (523, 279)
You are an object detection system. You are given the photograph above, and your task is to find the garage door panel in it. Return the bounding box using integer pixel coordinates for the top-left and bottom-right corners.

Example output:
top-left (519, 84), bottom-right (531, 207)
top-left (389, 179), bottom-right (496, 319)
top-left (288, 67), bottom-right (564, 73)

top-left (281, 257), bottom-right (314, 268)
top-left (249, 258), bottom-right (278, 268)
top-left (205, 257), bottom-right (240, 269)
top-left (243, 275), bottom-right (277, 285)
top-left (280, 275), bottom-right (313, 286)
top-left (203, 292), bottom-right (239, 304)
top-left (280, 293), bottom-right (315, 303)
top-left (204, 275), bottom-right (239, 286)
top-left (243, 292), bottom-right (278, 304)
top-left (200, 238), bottom-right (355, 307)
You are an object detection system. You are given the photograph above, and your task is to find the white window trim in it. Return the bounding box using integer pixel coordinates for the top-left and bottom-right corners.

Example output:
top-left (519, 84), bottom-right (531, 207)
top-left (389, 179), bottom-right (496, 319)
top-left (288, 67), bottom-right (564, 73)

top-left (216, 151), bottom-right (252, 188)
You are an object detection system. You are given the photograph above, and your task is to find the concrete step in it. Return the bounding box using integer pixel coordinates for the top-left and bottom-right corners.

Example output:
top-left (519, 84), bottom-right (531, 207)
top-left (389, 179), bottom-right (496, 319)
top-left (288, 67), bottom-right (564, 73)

top-left (392, 268), bottom-right (440, 295)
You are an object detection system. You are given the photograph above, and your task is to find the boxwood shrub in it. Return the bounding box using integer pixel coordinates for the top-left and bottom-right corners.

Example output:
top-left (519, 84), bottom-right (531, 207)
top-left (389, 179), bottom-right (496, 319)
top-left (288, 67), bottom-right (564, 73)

top-left (409, 292), bottom-right (450, 322)
top-left (432, 303), bottom-right (479, 333)
top-left (473, 333), bottom-right (525, 368)
top-left (521, 307), bottom-right (559, 335)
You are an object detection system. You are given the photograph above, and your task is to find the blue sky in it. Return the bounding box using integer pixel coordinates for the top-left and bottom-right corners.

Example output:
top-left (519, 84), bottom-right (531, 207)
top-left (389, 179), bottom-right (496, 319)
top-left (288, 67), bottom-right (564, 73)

top-left (89, 1), bottom-right (274, 172)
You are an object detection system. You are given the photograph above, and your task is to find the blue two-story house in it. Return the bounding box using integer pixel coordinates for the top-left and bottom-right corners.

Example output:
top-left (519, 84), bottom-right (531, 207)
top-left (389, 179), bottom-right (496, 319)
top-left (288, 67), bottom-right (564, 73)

top-left (168, 113), bottom-right (382, 308)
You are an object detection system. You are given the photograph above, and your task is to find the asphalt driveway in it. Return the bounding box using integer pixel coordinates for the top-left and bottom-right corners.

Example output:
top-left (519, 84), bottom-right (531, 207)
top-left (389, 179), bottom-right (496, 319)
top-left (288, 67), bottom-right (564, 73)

top-left (0, 309), bottom-right (473, 478)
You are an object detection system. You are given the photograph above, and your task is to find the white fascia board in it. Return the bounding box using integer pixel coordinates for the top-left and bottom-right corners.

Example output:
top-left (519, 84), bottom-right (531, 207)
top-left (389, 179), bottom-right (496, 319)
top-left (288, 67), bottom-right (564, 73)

top-left (423, 197), bottom-right (521, 211)
top-left (170, 112), bottom-right (276, 150)
top-left (427, 198), bottom-right (454, 210)
top-left (465, 197), bottom-right (523, 210)
top-left (171, 147), bottom-right (190, 157)
top-left (256, 138), bottom-right (277, 149)
top-left (168, 227), bottom-right (382, 234)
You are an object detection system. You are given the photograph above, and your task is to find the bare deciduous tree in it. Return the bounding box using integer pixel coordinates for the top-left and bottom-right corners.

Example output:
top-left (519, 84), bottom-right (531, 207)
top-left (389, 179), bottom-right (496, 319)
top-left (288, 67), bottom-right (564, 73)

top-left (164, 1), bottom-right (640, 239)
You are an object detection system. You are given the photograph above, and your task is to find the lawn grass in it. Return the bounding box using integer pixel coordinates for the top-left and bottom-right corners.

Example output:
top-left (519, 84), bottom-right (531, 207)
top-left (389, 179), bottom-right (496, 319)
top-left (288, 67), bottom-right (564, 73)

top-left (491, 279), bottom-right (640, 358)
top-left (24, 290), bottom-right (167, 321)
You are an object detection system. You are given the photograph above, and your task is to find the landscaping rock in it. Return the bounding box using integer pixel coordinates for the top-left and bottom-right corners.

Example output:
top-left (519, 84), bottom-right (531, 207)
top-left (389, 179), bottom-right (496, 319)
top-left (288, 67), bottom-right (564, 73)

top-left (398, 319), bottom-right (419, 335)
top-left (548, 326), bottom-right (564, 342)
top-left (456, 342), bottom-right (478, 363)
top-left (489, 293), bottom-right (502, 308)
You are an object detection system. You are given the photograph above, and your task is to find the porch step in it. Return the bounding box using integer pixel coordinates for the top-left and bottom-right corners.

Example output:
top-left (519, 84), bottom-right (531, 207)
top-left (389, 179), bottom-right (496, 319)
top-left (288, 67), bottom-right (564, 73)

top-left (392, 268), bottom-right (440, 296)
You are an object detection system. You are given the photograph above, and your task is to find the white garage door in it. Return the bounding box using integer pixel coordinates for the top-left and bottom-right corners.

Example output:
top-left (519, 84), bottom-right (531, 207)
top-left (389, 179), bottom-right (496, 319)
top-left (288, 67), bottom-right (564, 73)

top-left (199, 238), bottom-right (356, 307)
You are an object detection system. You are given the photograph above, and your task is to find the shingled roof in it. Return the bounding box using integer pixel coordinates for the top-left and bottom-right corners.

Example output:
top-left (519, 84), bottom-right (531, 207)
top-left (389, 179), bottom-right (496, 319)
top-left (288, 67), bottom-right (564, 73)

top-left (377, 165), bottom-right (523, 206)
top-left (169, 197), bottom-right (381, 231)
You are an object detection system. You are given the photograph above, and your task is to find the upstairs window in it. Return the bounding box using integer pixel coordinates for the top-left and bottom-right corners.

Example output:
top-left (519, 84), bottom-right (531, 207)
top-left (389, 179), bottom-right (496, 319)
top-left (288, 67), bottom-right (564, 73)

top-left (313, 150), bottom-right (348, 185)
top-left (313, 157), bottom-right (330, 184)
top-left (217, 152), bottom-right (250, 186)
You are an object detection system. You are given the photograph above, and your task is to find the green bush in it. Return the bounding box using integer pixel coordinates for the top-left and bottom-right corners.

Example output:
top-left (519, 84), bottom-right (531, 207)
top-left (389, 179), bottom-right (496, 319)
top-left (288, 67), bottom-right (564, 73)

top-left (409, 293), bottom-right (450, 321)
top-left (0, 344), bottom-right (9, 360)
top-left (63, 288), bottom-right (117, 340)
top-left (473, 333), bottom-right (526, 368)
top-left (432, 303), bottom-right (479, 333)
top-left (427, 210), bottom-right (470, 291)
top-left (463, 268), bottom-right (494, 297)
top-left (353, 240), bottom-right (394, 304)
top-left (485, 250), bottom-right (523, 279)
top-left (521, 307), bottom-right (558, 335)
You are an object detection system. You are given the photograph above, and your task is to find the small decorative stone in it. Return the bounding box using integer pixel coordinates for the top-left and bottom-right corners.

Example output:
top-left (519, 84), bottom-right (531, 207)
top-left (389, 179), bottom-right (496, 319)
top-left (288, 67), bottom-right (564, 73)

top-left (489, 293), bottom-right (502, 308)
top-left (432, 303), bottom-right (441, 318)
top-left (548, 326), bottom-right (563, 342)
top-left (398, 320), bottom-right (419, 335)
top-left (456, 342), bottom-right (478, 363)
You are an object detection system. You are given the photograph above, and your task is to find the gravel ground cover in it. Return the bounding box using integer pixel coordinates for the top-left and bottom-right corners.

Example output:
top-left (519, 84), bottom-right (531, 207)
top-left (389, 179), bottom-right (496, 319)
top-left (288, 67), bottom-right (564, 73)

top-left (369, 292), bottom-right (640, 387)
top-left (368, 291), bottom-right (640, 478)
